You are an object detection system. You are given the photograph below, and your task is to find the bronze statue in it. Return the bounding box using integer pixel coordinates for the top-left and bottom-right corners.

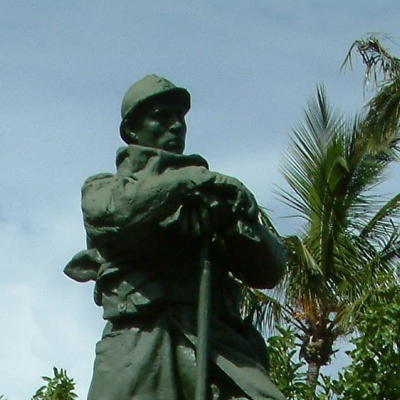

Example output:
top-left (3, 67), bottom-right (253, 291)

top-left (65, 75), bottom-right (286, 400)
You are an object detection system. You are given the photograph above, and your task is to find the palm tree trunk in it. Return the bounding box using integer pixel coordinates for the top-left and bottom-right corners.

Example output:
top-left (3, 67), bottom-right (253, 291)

top-left (307, 361), bottom-right (321, 389)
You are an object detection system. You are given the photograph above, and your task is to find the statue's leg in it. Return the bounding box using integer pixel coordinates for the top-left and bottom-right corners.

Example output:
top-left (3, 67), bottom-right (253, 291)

top-left (174, 331), bottom-right (197, 400)
top-left (87, 316), bottom-right (180, 400)
top-left (174, 332), bottom-right (250, 400)
top-left (208, 363), bottom-right (250, 400)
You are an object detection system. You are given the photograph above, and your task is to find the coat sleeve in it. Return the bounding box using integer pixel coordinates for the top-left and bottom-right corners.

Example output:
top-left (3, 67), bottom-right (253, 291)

top-left (81, 164), bottom-right (214, 255)
top-left (224, 216), bottom-right (286, 289)
top-left (217, 206), bottom-right (287, 289)
top-left (204, 172), bottom-right (286, 289)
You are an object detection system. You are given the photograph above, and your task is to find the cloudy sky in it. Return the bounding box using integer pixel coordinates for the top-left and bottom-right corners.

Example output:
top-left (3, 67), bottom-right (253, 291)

top-left (1, 1), bottom-right (400, 399)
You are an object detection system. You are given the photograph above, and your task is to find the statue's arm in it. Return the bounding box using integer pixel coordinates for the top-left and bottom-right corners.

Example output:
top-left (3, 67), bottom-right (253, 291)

top-left (81, 166), bottom-right (214, 243)
top-left (225, 218), bottom-right (286, 289)
top-left (205, 172), bottom-right (286, 289)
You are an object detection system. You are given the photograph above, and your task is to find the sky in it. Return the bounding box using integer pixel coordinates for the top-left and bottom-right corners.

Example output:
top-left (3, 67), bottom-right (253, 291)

top-left (1, 1), bottom-right (400, 399)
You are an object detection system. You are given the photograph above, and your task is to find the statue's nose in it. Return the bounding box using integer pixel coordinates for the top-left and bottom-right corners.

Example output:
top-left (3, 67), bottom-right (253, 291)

top-left (169, 116), bottom-right (186, 135)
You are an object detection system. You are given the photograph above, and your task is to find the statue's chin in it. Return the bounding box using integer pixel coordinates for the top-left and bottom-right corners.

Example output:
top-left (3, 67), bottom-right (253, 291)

top-left (164, 141), bottom-right (185, 154)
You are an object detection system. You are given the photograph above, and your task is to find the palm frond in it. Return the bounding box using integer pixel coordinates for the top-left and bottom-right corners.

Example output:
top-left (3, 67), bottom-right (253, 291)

top-left (283, 235), bottom-right (332, 313)
top-left (341, 34), bottom-right (400, 91)
top-left (342, 34), bottom-right (400, 151)
top-left (281, 86), bottom-right (346, 224)
top-left (365, 75), bottom-right (400, 145)
top-left (334, 269), bottom-right (399, 329)
top-left (359, 193), bottom-right (400, 239)
top-left (240, 284), bottom-right (289, 333)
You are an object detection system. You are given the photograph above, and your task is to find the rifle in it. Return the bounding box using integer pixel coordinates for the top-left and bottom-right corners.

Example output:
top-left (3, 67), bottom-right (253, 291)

top-left (195, 235), bottom-right (214, 400)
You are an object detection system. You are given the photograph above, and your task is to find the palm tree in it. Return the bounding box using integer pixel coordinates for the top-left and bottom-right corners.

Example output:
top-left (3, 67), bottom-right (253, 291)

top-left (342, 34), bottom-right (400, 144)
top-left (243, 85), bottom-right (400, 391)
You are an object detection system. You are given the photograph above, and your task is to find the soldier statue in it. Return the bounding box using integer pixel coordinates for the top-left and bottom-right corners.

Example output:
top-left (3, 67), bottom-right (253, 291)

top-left (65, 75), bottom-right (286, 400)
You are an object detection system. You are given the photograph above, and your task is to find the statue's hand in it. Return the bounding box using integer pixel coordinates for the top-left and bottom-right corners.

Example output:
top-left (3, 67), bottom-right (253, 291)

top-left (178, 192), bottom-right (212, 238)
top-left (179, 206), bottom-right (210, 238)
top-left (210, 173), bottom-right (258, 221)
top-left (177, 191), bottom-right (233, 238)
top-left (175, 172), bottom-right (259, 238)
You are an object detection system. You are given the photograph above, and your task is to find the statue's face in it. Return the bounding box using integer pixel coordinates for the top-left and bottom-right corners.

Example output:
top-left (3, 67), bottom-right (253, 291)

top-left (133, 98), bottom-right (187, 154)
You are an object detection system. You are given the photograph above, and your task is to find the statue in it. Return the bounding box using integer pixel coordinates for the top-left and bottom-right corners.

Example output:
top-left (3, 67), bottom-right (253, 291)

top-left (65, 75), bottom-right (287, 400)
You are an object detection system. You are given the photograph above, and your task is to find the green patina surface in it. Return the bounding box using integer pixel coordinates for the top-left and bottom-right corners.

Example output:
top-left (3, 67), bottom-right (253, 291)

top-left (65, 75), bottom-right (286, 400)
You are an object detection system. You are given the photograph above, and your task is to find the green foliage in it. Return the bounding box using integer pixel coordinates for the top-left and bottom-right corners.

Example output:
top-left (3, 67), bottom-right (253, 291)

top-left (267, 325), bottom-right (347, 400)
top-left (333, 285), bottom-right (400, 400)
top-left (267, 326), bottom-right (314, 400)
top-left (31, 367), bottom-right (77, 400)
top-left (266, 285), bottom-right (400, 400)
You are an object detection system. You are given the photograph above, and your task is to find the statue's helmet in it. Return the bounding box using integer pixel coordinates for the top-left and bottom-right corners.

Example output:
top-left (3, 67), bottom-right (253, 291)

top-left (120, 75), bottom-right (191, 143)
